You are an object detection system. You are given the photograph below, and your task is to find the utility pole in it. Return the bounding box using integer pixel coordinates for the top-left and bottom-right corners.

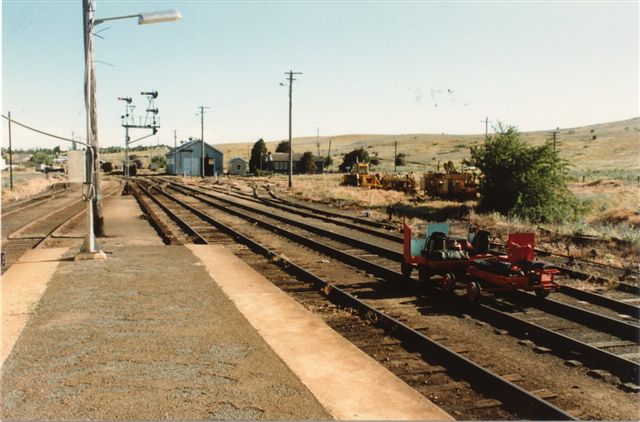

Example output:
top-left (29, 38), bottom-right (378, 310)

top-left (394, 140), bottom-right (398, 173)
top-left (83, 0), bottom-right (104, 242)
top-left (285, 70), bottom-right (302, 188)
top-left (481, 117), bottom-right (489, 140)
top-left (547, 127), bottom-right (560, 152)
top-left (197, 106), bottom-right (210, 178)
top-left (71, 130), bottom-right (77, 150)
top-left (173, 129), bottom-right (177, 173)
top-left (8, 111), bottom-right (13, 190)
top-left (316, 128), bottom-right (320, 157)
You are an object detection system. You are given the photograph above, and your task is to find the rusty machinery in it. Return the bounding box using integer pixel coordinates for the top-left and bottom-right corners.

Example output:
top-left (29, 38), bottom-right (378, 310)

top-left (341, 162), bottom-right (383, 189)
top-left (341, 162), bottom-right (419, 193)
top-left (420, 161), bottom-right (479, 200)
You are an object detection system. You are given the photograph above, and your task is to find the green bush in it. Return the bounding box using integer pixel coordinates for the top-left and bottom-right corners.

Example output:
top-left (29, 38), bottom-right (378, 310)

top-left (275, 140), bottom-right (290, 153)
top-left (470, 123), bottom-right (577, 223)
top-left (151, 155), bottom-right (166, 167)
top-left (249, 138), bottom-right (268, 173)
top-left (298, 151), bottom-right (317, 174)
top-left (339, 147), bottom-right (369, 172)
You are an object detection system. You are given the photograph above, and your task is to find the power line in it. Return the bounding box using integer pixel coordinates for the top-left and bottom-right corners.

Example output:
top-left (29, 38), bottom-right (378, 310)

top-left (1, 113), bottom-right (89, 147)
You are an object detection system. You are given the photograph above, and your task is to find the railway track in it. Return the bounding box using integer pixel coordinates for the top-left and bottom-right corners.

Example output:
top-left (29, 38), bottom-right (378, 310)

top-left (1, 181), bottom-right (122, 273)
top-left (132, 178), bottom-right (573, 419)
top-left (133, 176), bottom-right (640, 419)
top-left (176, 177), bottom-right (640, 288)
top-left (146, 178), bottom-right (640, 379)
top-left (1, 182), bottom-right (70, 218)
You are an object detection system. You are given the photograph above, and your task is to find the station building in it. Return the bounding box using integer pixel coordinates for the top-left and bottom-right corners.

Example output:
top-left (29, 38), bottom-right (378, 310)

top-left (267, 152), bottom-right (325, 174)
top-left (228, 157), bottom-right (248, 176)
top-left (166, 139), bottom-right (223, 177)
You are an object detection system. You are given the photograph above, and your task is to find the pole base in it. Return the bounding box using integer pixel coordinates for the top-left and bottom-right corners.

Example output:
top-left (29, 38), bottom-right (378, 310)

top-left (77, 235), bottom-right (106, 261)
top-left (75, 250), bottom-right (107, 261)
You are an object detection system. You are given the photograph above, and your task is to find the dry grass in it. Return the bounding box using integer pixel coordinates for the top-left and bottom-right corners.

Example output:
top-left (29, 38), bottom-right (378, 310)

top-left (1, 174), bottom-right (63, 202)
top-left (215, 117), bottom-right (640, 174)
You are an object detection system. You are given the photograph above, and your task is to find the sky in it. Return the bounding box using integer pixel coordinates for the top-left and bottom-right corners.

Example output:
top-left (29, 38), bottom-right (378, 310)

top-left (2, 0), bottom-right (639, 150)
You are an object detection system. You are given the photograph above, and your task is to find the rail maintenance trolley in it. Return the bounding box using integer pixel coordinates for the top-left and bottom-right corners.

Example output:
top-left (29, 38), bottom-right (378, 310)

top-left (402, 222), bottom-right (560, 302)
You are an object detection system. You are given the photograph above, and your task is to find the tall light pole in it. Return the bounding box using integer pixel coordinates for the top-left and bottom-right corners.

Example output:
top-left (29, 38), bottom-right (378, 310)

top-left (81, 0), bottom-right (181, 255)
top-left (285, 70), bottom-right (302, 188)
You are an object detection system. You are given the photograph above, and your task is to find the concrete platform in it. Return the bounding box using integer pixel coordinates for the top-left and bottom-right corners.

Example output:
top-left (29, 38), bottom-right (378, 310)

top-left (1, 193), bottom-right (452, 420)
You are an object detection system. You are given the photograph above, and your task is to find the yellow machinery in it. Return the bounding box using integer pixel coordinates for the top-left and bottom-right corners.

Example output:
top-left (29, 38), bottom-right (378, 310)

top-left (421, 161), bottom-right (479, 199)
top-left (341, 162), bottom-right (383, 189)
top-left (380, 174), bottom-right (417, 194)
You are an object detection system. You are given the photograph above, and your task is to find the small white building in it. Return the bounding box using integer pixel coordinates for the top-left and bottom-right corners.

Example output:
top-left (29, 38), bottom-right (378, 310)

top-left (228, 157), bottom-right (248, 176)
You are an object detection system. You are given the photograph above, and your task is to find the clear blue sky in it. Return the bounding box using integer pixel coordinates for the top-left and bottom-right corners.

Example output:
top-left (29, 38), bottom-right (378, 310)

top-left (2, 0), bottom-right (638, 150)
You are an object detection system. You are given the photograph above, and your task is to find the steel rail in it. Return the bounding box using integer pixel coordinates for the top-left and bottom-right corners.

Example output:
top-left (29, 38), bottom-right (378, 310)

top-left (133, 179), bottom-right (207, 244)
top-left (165, 182), bottom-right (404, 262)
top-left (558, 284), bottom-right (640, 319)
top-left (174, 180), bottom-right (403, 242)
top-left (136, 180), bottom-right (576, 420)
top-left (260, 182), bottom-right (398, 230)
top-left (157, 182), bottom-right (404, 282)
top-left (2, 183), bottom-right (70, 217)
top-left (148, 180), bottom-right (640, 385)
top-left (470, 303), bottom-right (639, 384)
top-left (508, 290), bottom-right (639, 342)
top-left (168, 181), bottom-right (640, 341)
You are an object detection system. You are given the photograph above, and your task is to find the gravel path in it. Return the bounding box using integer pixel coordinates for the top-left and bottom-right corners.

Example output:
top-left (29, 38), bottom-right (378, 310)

top-left (1, 244), bottom-right (331, 420)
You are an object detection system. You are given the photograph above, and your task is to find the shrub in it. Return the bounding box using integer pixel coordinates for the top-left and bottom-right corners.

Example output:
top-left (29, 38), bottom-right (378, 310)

top-left (249, 138), bottom-right (267, 173)
top-left (275, 140), bottom-right (290, 153)
top-left (469, 123), bottom-right (577, 223)
top-left (339, 147), bottom-right (369, 172)
top-left (299, 152), bottom-right (317, 174)
top-left (151, 155), bottom-right (166, 167)
top-left (395, 153), bottom-right (406, 166)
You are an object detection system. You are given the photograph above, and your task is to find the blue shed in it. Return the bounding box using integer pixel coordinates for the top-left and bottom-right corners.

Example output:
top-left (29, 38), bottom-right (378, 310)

top-left (166, 139), bottom-right (223, 177)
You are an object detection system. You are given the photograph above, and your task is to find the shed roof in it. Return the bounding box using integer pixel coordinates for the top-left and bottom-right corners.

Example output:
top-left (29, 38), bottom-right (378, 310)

top-left (269, 152), bottom-right (303, 162)
top-left (230, 157), bottom-right (247, 163)
top-left (165, 139), bottom-right (223, 156)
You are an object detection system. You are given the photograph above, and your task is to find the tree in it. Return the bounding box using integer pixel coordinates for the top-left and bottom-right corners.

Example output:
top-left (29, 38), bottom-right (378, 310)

top-left (299, 151), bottom-right (317, 174)
top-left (324, 155), bottom-right (333, 168)
top-left (53, 146), bottom-right (61, 156)
top-left (469, 123), bottom-right (576, 223)
top-left (151, 155), bottom-right (167, 168)
top-left (249, 138), bottom-right (267, 173)
top-left (395, 153), bottom-right (406, 166)
top-left (32, 151), bottom-right (52, 166)
top-left (275, 140), bottom-right (290, 153)
top-left (339, 147), bottom-right (369, 172)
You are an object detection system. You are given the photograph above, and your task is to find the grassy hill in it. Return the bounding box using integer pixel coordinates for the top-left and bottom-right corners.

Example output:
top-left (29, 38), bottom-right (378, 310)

top-left (101, 117), bottom-right (639, 179)
top-left (215, 117), bottom-right (640, 176)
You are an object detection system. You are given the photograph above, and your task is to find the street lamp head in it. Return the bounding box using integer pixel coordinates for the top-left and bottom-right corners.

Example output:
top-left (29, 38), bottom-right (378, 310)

top-left (138, 9), bottom-right (182, 25)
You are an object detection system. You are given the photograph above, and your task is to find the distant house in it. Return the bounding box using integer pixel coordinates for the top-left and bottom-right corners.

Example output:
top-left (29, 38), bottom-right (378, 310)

top-left (228, 157), bottom-right (248, 176)
top-left (267, 152), bottom-right (324, 174)
top-left (166, 139), bottom-right (223, 177)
